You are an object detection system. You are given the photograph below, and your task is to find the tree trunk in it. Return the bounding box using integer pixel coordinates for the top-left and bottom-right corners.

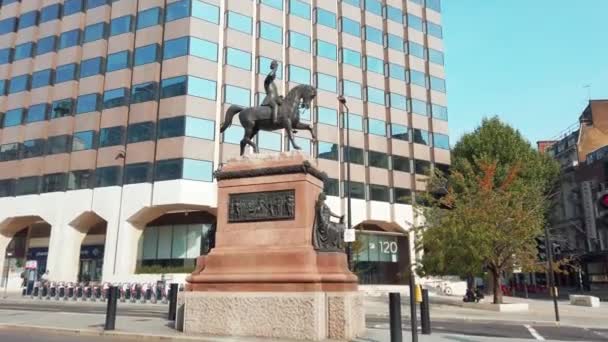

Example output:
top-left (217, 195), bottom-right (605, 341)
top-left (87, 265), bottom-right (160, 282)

top-left (491, 268), bottom-right (503, 304)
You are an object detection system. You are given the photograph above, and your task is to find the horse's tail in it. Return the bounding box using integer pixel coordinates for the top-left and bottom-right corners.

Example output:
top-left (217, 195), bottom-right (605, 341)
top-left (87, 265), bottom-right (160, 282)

top-left (220, 105), bottom-right (244, 133)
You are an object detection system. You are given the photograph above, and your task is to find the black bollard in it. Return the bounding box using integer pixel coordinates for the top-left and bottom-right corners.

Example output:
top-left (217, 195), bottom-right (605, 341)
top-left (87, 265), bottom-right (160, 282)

top-left (168, 283), bottom-right (178, 321)
top-left (389, 292), bottom-right (403, 342)
top-left (104, 286), bottom-right (118, 331)
top-left (420, 289), bottom-right (431, 335)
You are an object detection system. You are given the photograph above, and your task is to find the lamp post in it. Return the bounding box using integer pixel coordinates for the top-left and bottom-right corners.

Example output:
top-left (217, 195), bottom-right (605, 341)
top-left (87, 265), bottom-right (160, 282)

top-left (338, 96), bottom-right (353, 271)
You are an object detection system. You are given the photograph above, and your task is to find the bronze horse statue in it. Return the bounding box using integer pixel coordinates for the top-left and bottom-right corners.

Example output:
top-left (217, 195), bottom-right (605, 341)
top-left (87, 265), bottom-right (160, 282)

top-left (219, 84), bottom-right (317, 156)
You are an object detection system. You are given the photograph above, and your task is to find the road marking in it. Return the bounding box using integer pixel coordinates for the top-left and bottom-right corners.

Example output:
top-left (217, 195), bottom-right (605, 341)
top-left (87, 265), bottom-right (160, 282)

top-left (524, 324), bottom-right (545, 341)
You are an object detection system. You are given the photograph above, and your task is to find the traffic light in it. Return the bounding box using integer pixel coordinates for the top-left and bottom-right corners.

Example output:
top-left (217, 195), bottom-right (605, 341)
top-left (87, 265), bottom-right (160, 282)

top-left (536, 237), bottom-right (547, 262)
top-left (597, 189), bottom-right (608, 224)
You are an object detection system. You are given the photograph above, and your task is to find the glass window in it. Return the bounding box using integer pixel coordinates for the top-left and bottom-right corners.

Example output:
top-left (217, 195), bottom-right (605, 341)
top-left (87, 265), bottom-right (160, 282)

top-left (110, 15), bottom-right (132, 36)
top-left (0, 18), bottom-right (17, 35)
top-left (49, 174), bottom-right (72, 190)
top-left (106, 51), bottom-right (130, 72)
top-left (258, 131), bottom-right (281, 151)
top-left (21, 139), bottom-right (45, 159)
top-left (389, 63), bottom-right (406, 81)
top-left (429, 48), bottom-right (444, 65)
top-left (316, 40), bottom-right (336, 60)
top-left (407, 14), bottom-right (423, 31)
top-left (344, 181), bottom-right (365, 199)
top-left (165, 0), bottom-right (189, 22)
top-left (415, 159), bottom-right (431, 175)
top-left (390, 93), bottom-right (407, 110)
top-left (15, 177), bottom-right (40, 196)
top-left (316, 73), bottom-right (337, 93)
top-left (127, 121), bottom-right (155, 143)
top-left (261, 0), bottom-right (283, 10)
top-left (432, 104), bottom-right (448, 121)
top-left (288, 65), bottom-right (310, 84)
top-left (158, 117), bottom-right (185, 139)
top-left (163, 36), bottom-right (188, 60)
top-left (394, 187), bottom-right (411, 204)
top-left (227, 11), bottom-right (252, 34)
top-left (289, 31), bottom-right (311, 52)
top-left (434, 133), bottom-right (449, 150)
top-left (341, 17), bottom-right (360, 37)
top-left (160, 76), bottom-right (187, 98)
top-left (47, 135), bottom-right (71, 154)
top-left (411, 99), bottom-right (428, 116)
top-left (391, 124), bottom-right (409, 141)
top-left (124, 163), bottom-right (151, 184)
top-left (226, 47), bottom-right (251, 70)
top-left (190, 37), bottom-right (218, 61)
top-left (392, 155), bottom-right (410, 172)
top-left (63, 0), bottom-right (83, 16)
top-left (366, 87), bottom-right (385, 106)
top-left (345, 146), bottom-right (364, 165)
top-left (40, 4), bottom-right (61, 23)
top-left (55, 63), bottom-right (77, 83)
top-left (99, 126), bottom-right (124, 147)
top-left (318, 141), bottom-right (339, 161)
top-left (103, 88), bottom-right (128, 109)
top-left (2, 108), bottom-right (24, 128)
top-left (14, 42), bottom-right (33, 61)
top-left (36, 36), bottom-right (56, 55)
top-left (386, 6), bottom-right (403, 23)
top-left (366, 56), bottom-right (384, 74)
top-left (131, 82), bottom-right (157, 104)
top-left (84, 22), bottom-right (106, 43)
top-left (76, 93), bottom-right (100, 114)
top-left (342, 48), bottom-right (361, 68)
top-left (31, 69), bottom-right (53, 89)
top-left (365, 0), bottom-right (382, 16)
top-left (260, 21), bottom-right (282, 44)
top-left (290, 0), bottom-right (310, 19)
top-left (87, 0), bottom-right (107, 9)
top-left (134, 44), bottom-right (159, 66)
top-left (317, 107), bottom-right (337, 126)
top-left (365, 26), bottom-right (383, 45)
top-left (222, 125), bottom-right (243, 144)
top-left (316, 8), bottom-right (336, 28)
top-left (413, 128), bottom-right (430, 145)
top-left (188, 76), bottom-right (217, 100)
top-left (51, 99), bottom-right (74, 118)
top-left (408, 41), bottom-right (425, 59)
top-left (224, 85), bottom-right (250, 106)
top-left (0, 80), bottom-right (5, 96)
top-left (258, 57), bottom-right (282, 79)
top-left (387, 34), bottom-right (404, 51)
top-left (96, 166), bottom-right (122, 187)
top-left (342, 80), bottom-right (361, 99)
top-left (137, 7), bottom-right (161, 30)
top-left (427, 21), bottom-right (443, 39)
top-left (80, 57), bottom-right (104, 78)
top-left (430, 76), bottom-right (446, 93)
top-left (192, 0), bottom-right (220, 24)
top-left (427, 0), bottom-right (441, 12)
top-left (185, 117), bottom-right (214, 140)
top-left (67, 170), bottom-right (93, 190)
top-left (26, 103), bottom-right (48, 123)
top-left (410, 70), bottom-right (426, 87)
top-left (0, 179), bottom-right (15, 197)
top-left (18, 11), bottom-right (38, 30)
top-left (324, 178), bottom-right (339, 196)
top-left (368, 118), bottom-right (386, 136)
top-left (343, 113), bottom-right (363, 131)
top-left (0, 143), bottom-right (18, 161)
top-left (155, 159), bottom-right (181, 181)
top-left (369, 151), bottom-right (388, 169)
top-left (8, 75), bottom-right (29, 94)
top-left (0, 48), bottom-right (11, 64)
top-left (294, 136), bottom-right (311, 154)
top-left (369, 184), bottom-right (389, 202)
top-left (72, 131), bottom-right (95, 151)
top-left (59, 29), bottom-right (81, 49)
top-left (343, 0), bottom-right (361, 7)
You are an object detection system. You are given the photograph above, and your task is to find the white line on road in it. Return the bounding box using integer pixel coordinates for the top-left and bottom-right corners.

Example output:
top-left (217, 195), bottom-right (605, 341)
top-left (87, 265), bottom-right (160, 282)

top-left (524, 324), bottom-right (545, 341)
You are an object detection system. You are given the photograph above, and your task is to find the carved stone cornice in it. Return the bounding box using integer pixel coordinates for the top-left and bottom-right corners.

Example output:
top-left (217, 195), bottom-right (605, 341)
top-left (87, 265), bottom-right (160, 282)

top-left (214, 160), bottom-right (327, 182)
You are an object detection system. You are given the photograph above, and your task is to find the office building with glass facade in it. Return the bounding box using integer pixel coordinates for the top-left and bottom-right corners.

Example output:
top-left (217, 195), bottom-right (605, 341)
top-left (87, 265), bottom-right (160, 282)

top-left (0, 0), bottom-right (448, 289)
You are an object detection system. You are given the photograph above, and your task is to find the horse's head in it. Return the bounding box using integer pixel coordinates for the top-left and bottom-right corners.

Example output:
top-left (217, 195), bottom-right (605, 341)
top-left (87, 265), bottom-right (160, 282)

top-left (286, 84), bottom-right (316, 110)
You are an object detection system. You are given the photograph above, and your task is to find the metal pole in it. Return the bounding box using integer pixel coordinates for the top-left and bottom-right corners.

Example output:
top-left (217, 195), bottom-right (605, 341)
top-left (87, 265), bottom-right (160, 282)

top-left (339, 96), bottom-right (353, 271)
top-left (389, 292), bottom-right (403, 342)
top-left (104, 286), bottom-right (118, 330)
top-left (420, 289), bottom-right (431, 334)
top-left (168, 283), bottom-right (178, 321)
top-left (409, 272), bottom-right (418, 342)
top-left (544, 226), bottom-right (560, 323)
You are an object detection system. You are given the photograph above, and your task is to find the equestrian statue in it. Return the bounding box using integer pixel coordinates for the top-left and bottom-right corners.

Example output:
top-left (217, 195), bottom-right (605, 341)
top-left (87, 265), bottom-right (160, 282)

top-left (219, 60), bottom-right (317, 156)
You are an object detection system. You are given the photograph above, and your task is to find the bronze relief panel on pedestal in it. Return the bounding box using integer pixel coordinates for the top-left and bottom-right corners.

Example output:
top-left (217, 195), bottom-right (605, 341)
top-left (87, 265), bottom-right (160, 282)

top-left (228, 190), bottom-right (296, 223)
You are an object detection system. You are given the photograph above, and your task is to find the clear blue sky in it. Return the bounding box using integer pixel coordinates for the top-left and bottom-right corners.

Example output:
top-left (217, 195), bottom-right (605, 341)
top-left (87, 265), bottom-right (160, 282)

top-left (442, 0), bottom-right (608, 146)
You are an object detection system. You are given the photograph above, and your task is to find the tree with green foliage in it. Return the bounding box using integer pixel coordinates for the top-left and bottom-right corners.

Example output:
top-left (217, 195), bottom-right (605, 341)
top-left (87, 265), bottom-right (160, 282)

top-left (416, 117), bottom-right (559, 304)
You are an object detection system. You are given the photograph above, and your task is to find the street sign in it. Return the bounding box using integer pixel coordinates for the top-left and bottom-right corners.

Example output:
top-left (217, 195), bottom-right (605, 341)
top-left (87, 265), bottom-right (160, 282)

top-left (344, 229), bottom-right (355, 242)
top-left (25, 260), bottom-right (37, 270)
